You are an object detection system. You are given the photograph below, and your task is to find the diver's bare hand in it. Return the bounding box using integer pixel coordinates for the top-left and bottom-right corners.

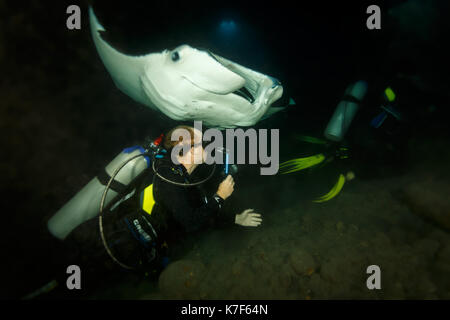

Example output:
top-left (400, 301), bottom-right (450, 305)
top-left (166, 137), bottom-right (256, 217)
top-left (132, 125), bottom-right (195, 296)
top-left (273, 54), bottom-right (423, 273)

top-left (235, 209), bottom-right (262, 227)
top-left (216, 175), bottom-right (234, 200)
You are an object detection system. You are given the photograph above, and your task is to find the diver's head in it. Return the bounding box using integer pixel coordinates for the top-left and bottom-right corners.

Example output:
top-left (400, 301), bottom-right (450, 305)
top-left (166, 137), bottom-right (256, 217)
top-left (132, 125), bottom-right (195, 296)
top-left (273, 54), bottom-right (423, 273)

top-left (163, 125), bottom-right (205, 172)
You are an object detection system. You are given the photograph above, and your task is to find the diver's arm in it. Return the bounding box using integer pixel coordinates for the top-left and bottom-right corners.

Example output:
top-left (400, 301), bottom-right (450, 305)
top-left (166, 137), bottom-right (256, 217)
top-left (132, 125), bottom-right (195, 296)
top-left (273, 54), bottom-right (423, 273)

top-left (216, 175), bottom-right (234, 200)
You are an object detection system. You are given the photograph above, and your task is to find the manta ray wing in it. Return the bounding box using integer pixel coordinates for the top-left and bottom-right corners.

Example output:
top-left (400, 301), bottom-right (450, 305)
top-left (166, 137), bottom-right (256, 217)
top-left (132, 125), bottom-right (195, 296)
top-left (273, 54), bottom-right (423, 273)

top-left (89, 6), bottom-right (155, 108)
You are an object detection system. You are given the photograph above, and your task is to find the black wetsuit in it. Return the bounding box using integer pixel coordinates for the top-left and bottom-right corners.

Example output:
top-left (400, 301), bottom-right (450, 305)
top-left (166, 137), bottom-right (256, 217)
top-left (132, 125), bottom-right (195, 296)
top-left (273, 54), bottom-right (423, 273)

top-left (61, 160), bottom-right (234, 287)
top-left (150, 161), bottom-right (235, 234)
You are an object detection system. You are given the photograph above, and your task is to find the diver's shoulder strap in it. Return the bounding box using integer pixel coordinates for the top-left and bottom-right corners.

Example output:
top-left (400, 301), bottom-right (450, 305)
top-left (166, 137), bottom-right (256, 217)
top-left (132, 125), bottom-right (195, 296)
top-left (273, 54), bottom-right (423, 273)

top-left (97, 167), bottom-right (128, 194)
top-left (341, 94), bottom-right (362, 104)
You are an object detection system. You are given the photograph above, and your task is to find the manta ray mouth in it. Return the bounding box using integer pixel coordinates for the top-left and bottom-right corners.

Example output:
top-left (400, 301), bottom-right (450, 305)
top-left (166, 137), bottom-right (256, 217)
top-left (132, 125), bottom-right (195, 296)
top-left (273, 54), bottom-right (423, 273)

top-left (227, 67), bottom-right (260, 104)
top-left (206, 51), bottom-right (265, 105)
top-left (232, 86), bottom-right (255, 103)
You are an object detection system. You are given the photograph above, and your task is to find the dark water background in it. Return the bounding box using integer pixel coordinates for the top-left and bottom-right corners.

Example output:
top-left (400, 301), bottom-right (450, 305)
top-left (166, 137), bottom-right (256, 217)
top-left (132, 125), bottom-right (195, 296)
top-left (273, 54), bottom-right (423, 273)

top-left (1, 0), bottom-right (450, 299)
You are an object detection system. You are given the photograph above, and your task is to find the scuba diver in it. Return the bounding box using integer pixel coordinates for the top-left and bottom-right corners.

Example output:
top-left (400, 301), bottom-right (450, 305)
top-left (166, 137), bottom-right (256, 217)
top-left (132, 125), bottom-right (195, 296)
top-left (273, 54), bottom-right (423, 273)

top-left (278, 76), bottom-right (415, 201)
top-left (277, 81), bottom-right (368, 202)
top-left (112, 125), bottom-right (263, 269)
top-left (34, 125), bottom-right (262, 298)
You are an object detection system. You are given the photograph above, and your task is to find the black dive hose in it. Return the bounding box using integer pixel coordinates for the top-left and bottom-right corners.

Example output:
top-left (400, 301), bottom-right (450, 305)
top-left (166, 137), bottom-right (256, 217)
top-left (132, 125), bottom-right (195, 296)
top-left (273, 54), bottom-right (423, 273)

top-left (99, 153), bottom-right (217, 270)
top-left (152, 158), bottom-right (216, 187)
top-left (99, 153), bottom-right (149, 270)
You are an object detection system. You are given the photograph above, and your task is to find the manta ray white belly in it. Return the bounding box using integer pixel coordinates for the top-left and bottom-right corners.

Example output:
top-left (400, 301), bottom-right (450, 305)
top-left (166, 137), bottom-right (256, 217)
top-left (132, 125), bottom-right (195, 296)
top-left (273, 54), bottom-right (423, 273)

top-left (89, 7), bottom-right (284, 128)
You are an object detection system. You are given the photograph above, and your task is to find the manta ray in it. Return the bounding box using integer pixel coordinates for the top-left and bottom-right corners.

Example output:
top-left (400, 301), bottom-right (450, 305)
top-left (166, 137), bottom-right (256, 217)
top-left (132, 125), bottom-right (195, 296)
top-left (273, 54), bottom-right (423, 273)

top-left (89, 7), bottom-right (288, 128)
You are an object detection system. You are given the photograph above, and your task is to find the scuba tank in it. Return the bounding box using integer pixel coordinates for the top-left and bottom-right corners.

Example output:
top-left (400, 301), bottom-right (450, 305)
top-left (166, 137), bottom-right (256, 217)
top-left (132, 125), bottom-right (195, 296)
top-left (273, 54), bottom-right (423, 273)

top-left (324, 80), bottom-right (368, 142)
top-left (47, 135), bottom-right (164, 240)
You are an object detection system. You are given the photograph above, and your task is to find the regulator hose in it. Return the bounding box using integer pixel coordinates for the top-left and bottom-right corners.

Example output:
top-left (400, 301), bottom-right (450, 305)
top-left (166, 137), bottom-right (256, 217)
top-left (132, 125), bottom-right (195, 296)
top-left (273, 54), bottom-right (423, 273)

top-left (99, 153), bottom-right (149, 270)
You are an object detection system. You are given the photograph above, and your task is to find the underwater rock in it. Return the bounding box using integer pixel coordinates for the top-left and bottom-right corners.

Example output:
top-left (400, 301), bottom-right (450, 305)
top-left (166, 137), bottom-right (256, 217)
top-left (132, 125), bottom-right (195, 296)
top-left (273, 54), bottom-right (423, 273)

top-left (269, 275), bottom-right (293, 299)
top-left (277, 264), bottom-right (294, 289)
top-left (307, 273), bottom-right (332, 299)
top-left (401, 176), bottom-right (450, 231)
top-left (435, 243), bottom-right (450, 282)
top-left (415, 276), bottom-right (438, 298)
top-left (289, 250), bottom-right (316, 276)
top-left (371, 232), bottom-right (392, 248)
top-left (383, 281), bottom-right (406, 299)
top-left (319, 253), bottom-right (367, 288)
top-left (336, 221), bottom-right (345, 233)
top-left (322, 220), bottom-right (335, 232)
top-left (229, 281), bottom-right (253, 300)
top-left (231, 260), bottom-right (246, 276)
top-left (158, 259), bottom-right (207, 299)
top-left (389, 227), bottom-right (408, 244)
top-left (413, 238), bottom-right (440, 259)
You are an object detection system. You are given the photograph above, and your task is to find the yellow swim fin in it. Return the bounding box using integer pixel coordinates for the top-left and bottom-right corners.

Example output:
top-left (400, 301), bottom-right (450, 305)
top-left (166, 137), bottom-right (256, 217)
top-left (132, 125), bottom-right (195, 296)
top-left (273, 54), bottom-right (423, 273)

top-left (279, 154), bottom-right (326, 174)
top-left (313, 174), bottom-right (346, 203)
top-left (294, 135), bottom-right (328, 145)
